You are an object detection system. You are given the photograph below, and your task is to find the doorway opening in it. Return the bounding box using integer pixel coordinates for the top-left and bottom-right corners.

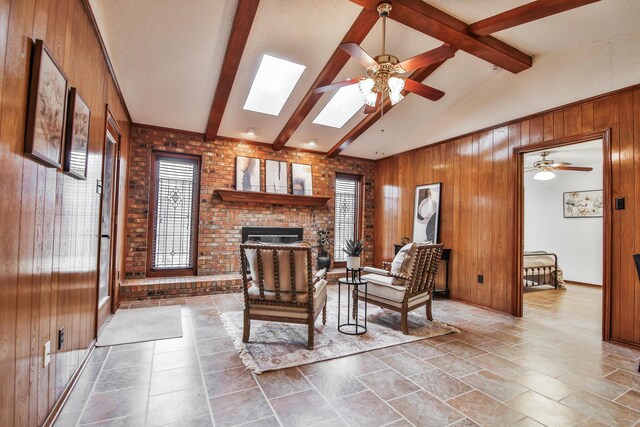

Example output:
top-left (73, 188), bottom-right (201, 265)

top-left (514, 131), bottom-right (611, 341)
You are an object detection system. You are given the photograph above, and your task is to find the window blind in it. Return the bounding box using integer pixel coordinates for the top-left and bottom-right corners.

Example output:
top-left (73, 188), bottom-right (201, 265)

top-left (151, 155), bottom-right (198, 270)
top-left (334, 174), bottom-right (361, 262)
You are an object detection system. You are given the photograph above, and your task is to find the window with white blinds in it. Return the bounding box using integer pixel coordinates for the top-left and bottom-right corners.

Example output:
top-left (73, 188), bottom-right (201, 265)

top-left (150, 154), bottom-right (199, 271)
top-left (334, 174), bottom-right (362, 262)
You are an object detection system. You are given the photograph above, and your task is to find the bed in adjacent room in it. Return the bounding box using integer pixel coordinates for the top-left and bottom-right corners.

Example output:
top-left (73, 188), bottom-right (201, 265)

top-left (523, 251), bottom-right (566, 290)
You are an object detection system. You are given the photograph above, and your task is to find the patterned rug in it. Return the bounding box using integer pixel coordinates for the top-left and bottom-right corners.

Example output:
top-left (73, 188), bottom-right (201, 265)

top-left (221, 302), bottom-right (458, 373)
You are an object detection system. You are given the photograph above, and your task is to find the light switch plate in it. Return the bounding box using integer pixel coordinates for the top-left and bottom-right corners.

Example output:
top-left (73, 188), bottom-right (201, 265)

top-left (43, 341), bottom-right (51, 367)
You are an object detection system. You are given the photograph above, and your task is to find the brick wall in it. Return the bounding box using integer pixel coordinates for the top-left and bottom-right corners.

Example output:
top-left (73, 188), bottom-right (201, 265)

top-left (125, 125), bottom-right (376, 278)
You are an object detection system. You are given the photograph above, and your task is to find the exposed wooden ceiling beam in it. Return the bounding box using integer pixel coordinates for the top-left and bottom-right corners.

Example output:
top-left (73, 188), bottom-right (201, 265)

top-left (349, 0), bottom-right (532, 73)
top-left (205, 0), bottom-right (260, 141)
top-left (470, 0), bottom-right (600, 36)
top-left (327, 50), bottom-right (455, 158)
top-left (272, 9), bottom-right (379, 150)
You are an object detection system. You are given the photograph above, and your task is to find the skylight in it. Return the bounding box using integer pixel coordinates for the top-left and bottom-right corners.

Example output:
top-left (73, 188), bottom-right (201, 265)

top-left (243, 54), bottom-right (306, 116)
top-left (313, 84), bottom-right (365, 128)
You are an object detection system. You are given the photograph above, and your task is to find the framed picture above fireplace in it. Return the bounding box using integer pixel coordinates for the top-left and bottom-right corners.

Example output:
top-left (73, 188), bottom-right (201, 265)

top-left (236, 156), bottom-right (261, 192)
top-left (265, 160), bottom-right (288, 194)
top-left (292, 163), bottom-right (313, 196)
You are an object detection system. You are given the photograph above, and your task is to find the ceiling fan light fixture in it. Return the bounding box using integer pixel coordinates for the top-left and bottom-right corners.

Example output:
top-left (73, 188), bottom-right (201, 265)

top-left (533, 170), bottom-right (556, 181)
top-left (358, 77), bottom-right (375, 96)
top-left (389, 90), bottom-right (404, 105)
top-left (365, 91), bottom-right (378, 107)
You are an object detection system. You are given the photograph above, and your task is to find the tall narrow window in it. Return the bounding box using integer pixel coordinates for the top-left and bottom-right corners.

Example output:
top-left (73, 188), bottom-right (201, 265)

top-left (334, 174), bottom-right (362, 263)
top-left (148, 152), bottom-right (200, 275)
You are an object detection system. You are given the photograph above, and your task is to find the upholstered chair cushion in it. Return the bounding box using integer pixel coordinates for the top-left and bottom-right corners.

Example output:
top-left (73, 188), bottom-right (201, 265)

top-left (248, 279), bottom-right (328, 320)
top-left (360, 274), bottom-right (407, 302)
top-left (390, 242), bottom-right (418, 282)
top-left (244, 242), bottom-right (310, 300)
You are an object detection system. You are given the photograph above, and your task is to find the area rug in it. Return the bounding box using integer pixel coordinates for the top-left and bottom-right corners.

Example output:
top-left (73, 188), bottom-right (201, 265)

top-left (221, 307), bottom-right (459, 373)
top-left (96, 305), bottom-right (183, 347)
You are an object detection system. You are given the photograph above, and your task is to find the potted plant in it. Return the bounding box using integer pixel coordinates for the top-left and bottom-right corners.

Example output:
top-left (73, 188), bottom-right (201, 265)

top-left (316, 230), bottom-right (332, 270)
top-left (343, 239), bottom-right (365, 270)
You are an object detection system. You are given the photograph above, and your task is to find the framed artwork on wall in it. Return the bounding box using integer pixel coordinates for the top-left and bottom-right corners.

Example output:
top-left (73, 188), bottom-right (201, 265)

top-left (25, 39), bottom-right (69, 169)
top-left (265, 160), bottom-right (288, 194)
top-left (63, 88), bottom-right (90, 179)
top-left (236, 156), bottom-right (261, 192)
top-left (563, 190), bottom-right (603, 218)
top-left (291, 163), bottom-right (313, 195)
top-left (412, 183), bottom-right (441, 243)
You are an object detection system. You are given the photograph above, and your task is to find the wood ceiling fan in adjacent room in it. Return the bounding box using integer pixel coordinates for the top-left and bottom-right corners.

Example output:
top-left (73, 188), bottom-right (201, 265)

top-left (313, 2), bottom-right (455, 118)
top-left (525, 151), bottom-right (593, 181)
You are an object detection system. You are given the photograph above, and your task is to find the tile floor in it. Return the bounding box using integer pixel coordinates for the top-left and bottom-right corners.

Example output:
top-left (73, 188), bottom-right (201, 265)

top-left (55, 284), bottom-right (640, 427)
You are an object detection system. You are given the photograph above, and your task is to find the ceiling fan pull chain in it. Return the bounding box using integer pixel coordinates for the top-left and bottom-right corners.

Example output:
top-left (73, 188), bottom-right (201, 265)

top-left (380, 91), bottom-right (385, 132)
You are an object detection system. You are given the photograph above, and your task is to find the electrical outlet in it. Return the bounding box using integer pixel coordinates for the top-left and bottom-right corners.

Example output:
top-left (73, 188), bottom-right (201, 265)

top-left (43, 341), bottom-right (51, 367)
top-left (478, 275), bottom-right (484, 284)
top-left (58, 326), bottom-right (64, 350)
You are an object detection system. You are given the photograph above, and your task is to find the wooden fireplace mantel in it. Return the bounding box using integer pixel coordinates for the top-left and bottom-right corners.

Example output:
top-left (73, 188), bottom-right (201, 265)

top-left (216, 189), bottom-right (331, 207)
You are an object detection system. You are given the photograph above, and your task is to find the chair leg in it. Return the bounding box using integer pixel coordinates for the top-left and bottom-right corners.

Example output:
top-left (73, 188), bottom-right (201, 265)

top-left (400, 310), bottom-right (409, 335)
top-left (426, 298), bottom-right (433, 321)
top-left (307, 318), bottom-right (314, 350)
top-left (242, 309), bottom-right (250, 343)
top-left (322, 301), bottom-right (327, 325)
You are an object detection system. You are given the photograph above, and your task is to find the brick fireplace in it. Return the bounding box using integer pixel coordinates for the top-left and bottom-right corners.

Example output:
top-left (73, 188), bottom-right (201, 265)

top-left (125, 125), bottom-right (375, 280)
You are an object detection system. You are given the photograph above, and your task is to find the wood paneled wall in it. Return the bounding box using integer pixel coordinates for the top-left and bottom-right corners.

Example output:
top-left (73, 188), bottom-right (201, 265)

top-left (0, 0), bottom-right (130, 425)
top-left (374, 85), bottom-right (640, 346)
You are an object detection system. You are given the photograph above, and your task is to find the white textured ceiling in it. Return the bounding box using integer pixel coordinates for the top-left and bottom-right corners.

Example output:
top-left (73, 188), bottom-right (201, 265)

top-left (90, 0), bottom-right (640, 159)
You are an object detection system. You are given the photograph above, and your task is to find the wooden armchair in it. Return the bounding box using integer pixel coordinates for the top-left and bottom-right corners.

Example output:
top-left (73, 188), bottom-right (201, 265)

top-left (240, 242), bottom-right (328, 349)
top-left (360, 243), bottom-right (443, 334)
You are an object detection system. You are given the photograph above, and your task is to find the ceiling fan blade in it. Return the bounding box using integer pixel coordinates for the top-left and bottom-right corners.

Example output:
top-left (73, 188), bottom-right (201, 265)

top-left (398, 45), bottom-right (456, 72)
top-left (524, 168), bottom-right (537, 172)
top-left (403, 79), bottom-right (445, 101)
top-left (554, 166), bottom-right (593, 171)
top-left (340, 42), bottom-right (378, 68)
top-left (550, 162), bottom-right (572, 167)
top-left (313, 78), bottom-right (361, 94)
top-left (363, 92), bottom-right (381, 114)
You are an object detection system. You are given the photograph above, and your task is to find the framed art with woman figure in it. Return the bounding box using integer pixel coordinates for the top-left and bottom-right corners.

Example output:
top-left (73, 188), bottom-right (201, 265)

top-left (413, 183), bottom-right (441, 243)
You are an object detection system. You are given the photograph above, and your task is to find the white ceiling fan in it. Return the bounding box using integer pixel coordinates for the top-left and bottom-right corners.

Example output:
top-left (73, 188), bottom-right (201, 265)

top-left (525, 151), bottom-right (593, 181)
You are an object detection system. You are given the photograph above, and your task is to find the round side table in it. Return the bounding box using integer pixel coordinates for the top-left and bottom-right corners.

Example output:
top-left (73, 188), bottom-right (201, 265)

top-left (337, 275), bottom-right (368, 335)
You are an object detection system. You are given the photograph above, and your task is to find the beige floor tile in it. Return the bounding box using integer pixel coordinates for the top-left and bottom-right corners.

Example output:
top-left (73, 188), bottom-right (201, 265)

top-left (506, 390), bottom-right (586, 426)
top-left (447, 390), bottom-right (526, 426)
top-left (270, 389), bottom-right (338, 427)
top-left (254, 367), bottom-right (311, 399)
top-left (147, 386), bottom-right (209, 426)
top-left (330, 390), bottom-right (402, 427)
top-left (605, 370), bottom-right (640, 391)
top-left (437, 340), bottom-right (487, 359)
top-left (561, 390), bottom-right (640, 426)
top-left (389, 390), bottom-right (464, 427)
top-left (557, 371), bottom-right (630, 400)
top-left (510, 369), bottom-right (575, 401)
top-left (378, 352), bottom-right (435, 376)
top-left (615, 389), bottom-right (640, 411)
top-left (426, 355), bottom-right (481, 378)
top-left (210, 387), bottom-right (273, 427)
top-left (203, 366), bottom-right (257, 397)
top-left (409, 369), bottom-right (472, 400)
top-left (460, 370), bottom-right (528, 402)
top-left (306, 371), bottom-right (366, 400)
top-left (358, 368), bottom-right (420, 401)
top-left (470, 353), bottom-right (528, 379)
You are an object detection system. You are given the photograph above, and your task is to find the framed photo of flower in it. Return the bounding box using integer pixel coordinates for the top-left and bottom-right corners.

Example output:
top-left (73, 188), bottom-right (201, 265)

top-left (563, 190), bottom-right (603, 218)
top-left (25, 39), bottom-right (69, 169)
top-left (64, 88), bottom-right (90, 179)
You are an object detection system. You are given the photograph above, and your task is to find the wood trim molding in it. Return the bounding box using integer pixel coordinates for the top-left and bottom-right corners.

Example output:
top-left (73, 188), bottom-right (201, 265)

top-left (80, 0), bottom-right (131, 122)
top-left (327, 52), bottom-right (454, 157)
top-left (378, 82), bottom-right (640, 161)
top-left (469, 0), bottom-right (600, 36)
top-left (205, 0), bottom-right (261, 141)
top-left (512, 129), bottom-right (612, 342)
top-left (349, 0), bottom-right (532, 73)
top-left (42, 342), bottom-right (96, 427)
top-left (272, 9), bottom-right (379, 150)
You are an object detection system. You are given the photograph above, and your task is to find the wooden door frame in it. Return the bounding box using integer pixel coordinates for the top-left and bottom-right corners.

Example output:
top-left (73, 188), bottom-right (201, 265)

top-left (96, 106), bottom-right (122, 334)
top-left (512, 129), bottom-right (612, 341)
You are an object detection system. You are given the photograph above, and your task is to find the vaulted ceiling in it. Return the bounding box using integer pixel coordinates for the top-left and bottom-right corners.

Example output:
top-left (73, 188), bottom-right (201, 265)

top-left (90, 0), bottom-right (640, 159)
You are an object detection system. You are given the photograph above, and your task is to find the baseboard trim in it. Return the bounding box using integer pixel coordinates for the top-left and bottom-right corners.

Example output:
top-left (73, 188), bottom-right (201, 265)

top-left (447, 296), bottom-right (511, 316)
top-left (565, 280), bottom-right (602, 287)
top-left (609, 337), bottom-right (640, 350)
top-left (43, 340), bottom-right (96, 427)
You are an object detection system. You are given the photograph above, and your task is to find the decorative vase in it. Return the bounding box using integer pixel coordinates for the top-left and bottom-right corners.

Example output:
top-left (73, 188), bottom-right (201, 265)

top-left (346, 256), bottom-right (360, 270)
top-left (317, 252), bottom-right (331, 270)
